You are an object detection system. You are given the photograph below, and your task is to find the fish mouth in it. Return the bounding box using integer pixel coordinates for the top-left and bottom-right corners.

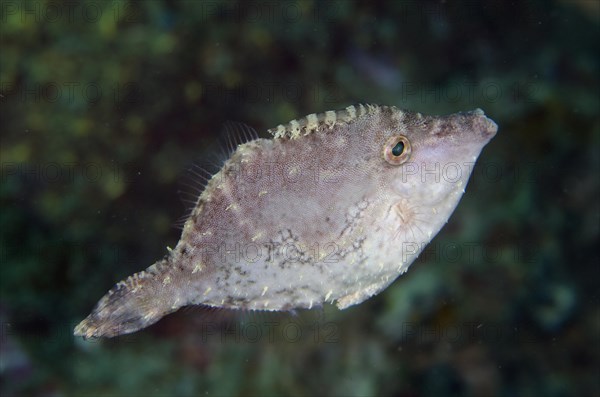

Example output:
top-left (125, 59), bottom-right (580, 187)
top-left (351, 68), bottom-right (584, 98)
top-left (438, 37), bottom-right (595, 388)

top-left (469, 109), bottom-right (498, 141)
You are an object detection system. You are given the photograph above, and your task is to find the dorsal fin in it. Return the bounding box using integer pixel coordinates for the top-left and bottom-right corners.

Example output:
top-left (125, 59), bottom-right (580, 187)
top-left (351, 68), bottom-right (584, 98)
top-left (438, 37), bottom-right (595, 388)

top-left (175, 160), bottom-right (221, 229)
top-left (267, 104), bottom-right (388, 139)
top-left (222, 121), bottom-right (260, 154)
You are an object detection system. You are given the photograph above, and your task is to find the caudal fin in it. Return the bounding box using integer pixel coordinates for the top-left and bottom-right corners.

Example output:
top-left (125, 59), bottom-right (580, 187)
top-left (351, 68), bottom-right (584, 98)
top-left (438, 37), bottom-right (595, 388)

top-left (74, 260), bottom-right (182, 338)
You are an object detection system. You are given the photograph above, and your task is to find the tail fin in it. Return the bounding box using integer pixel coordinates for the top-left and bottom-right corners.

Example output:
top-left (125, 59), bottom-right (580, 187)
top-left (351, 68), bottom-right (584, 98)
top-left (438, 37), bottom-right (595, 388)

top-left (74, 259), bottom-right (182, 338)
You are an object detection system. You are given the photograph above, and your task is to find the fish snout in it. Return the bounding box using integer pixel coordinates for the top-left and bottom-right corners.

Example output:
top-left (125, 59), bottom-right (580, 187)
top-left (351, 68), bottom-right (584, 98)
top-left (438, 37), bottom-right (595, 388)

top-left (470, 109), bottom-right (498, 141)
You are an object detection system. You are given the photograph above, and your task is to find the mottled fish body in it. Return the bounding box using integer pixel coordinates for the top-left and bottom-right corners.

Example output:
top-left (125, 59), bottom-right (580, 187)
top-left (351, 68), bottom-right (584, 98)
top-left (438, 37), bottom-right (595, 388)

top-left (74, 104), bottom-right (497, 338)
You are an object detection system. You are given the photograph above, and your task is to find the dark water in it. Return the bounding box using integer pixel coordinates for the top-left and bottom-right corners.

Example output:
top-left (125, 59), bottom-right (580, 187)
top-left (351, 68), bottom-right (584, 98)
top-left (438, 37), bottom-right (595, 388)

top-left (1, 1), bottom-right (598, 396)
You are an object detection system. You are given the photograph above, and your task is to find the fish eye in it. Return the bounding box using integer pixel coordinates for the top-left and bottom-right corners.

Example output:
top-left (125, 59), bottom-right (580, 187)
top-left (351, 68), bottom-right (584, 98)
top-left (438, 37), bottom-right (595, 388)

top-left (383, 135), bottom-right (411, 165)
top-left (392, 141), bottom-right (404, 156)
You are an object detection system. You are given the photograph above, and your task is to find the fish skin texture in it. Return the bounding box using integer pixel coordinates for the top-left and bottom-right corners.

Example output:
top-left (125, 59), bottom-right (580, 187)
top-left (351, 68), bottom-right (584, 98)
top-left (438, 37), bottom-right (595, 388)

top-left (74, 105), bottom-right (498, 338)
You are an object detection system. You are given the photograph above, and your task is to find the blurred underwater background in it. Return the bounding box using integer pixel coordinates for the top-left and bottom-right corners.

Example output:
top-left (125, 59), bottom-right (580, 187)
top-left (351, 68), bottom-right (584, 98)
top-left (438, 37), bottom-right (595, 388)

top-left (1, 0), bottom-right (599, 396)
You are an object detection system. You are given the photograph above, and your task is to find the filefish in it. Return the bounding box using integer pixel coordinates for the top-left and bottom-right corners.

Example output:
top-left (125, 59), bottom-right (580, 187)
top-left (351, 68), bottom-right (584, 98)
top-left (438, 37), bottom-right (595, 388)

top-left (74, 104), bottom-right (498, 338)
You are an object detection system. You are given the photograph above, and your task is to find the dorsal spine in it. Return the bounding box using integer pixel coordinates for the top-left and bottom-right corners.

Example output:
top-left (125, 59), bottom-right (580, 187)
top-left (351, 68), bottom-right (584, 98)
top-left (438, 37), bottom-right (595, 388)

top-left (268, 104), bottom-right (390, 139)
